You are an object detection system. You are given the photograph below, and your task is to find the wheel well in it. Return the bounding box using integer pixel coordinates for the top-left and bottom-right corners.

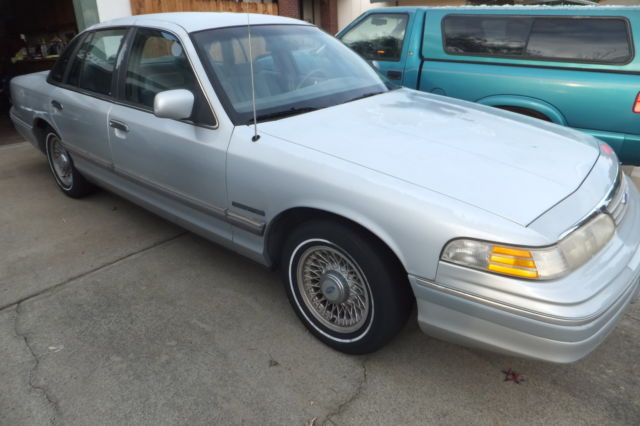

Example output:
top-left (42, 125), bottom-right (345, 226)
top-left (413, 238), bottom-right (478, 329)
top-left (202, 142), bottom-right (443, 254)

top-left (496, 105), bottom-right (551, 122)
top-left (266, 207), bottom-right (409, 282)
top-left (33, 118), bottom-right (54, 152)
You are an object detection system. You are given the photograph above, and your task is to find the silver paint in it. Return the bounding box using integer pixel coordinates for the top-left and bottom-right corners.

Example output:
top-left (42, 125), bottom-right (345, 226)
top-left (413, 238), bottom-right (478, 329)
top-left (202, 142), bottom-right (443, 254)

top-left (153, 89), bottom-right (194, 121)
top-left (9, 13), bottom-right (640, 362)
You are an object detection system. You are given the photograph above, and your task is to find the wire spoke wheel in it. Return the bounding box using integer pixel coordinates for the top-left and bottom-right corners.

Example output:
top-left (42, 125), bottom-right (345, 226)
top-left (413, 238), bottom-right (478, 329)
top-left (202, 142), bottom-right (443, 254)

top-left (283, 221), bottom-right (412, 354)
top-left (48, 134), bottom-right (73, 189)
top-left (296, 244), bottom-right (371, 334)
top-left (45, 131), bottom-right (94, 198)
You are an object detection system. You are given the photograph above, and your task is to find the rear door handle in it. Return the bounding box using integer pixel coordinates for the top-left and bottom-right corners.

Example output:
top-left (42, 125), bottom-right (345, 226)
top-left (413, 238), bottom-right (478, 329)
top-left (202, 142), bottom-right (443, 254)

top-left (51, 100), bottom-right (63, 111)
top-left (109, 120), bottom-right (129, 132)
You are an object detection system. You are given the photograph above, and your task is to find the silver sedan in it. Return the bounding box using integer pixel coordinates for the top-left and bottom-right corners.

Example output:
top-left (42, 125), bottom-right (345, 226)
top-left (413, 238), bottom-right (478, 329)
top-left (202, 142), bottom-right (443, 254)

top-left (10, 12), bottom-right (640, 362)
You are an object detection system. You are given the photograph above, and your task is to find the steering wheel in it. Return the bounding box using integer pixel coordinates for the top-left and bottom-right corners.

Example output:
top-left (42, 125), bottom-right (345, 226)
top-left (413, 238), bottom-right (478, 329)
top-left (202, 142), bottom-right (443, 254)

top-left (297, 69), bottom-right (327, 89)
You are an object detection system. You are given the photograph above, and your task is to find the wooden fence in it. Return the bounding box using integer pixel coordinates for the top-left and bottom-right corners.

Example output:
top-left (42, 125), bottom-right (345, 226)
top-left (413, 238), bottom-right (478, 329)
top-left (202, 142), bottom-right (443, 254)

top-left (131, 0), bottom-right (279, 16)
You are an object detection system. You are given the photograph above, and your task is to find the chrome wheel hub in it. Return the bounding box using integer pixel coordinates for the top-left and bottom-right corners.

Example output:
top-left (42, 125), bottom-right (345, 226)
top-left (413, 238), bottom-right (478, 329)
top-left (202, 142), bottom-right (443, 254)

top-left (320, 271), bottom-right (349, 304)
top-left (50, 136), bottom-right (73, 188)
top-left (296, 244), bottom-right (370, 333)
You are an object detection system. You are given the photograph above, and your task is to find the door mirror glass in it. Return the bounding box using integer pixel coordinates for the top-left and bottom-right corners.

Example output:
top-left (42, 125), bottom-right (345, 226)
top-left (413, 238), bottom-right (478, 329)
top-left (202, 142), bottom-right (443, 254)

top-left (153, 89), bottom-right (194, 120)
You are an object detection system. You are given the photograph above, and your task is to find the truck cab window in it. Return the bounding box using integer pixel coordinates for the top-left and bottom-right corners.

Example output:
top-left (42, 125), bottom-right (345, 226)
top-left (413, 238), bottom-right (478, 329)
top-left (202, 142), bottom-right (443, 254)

top-left (341, 14), bottom-right (408, 62)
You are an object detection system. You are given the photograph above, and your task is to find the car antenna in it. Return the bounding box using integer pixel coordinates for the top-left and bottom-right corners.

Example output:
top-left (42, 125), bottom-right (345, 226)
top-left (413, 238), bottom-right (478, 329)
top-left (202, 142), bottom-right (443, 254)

top-left (247, 13), bottom-right (260, 142)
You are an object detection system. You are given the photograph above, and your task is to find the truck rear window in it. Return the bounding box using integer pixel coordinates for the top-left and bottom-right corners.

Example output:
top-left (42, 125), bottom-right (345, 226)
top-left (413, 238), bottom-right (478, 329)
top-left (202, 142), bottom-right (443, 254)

top-left (442, 15), bottom-right (632, 65)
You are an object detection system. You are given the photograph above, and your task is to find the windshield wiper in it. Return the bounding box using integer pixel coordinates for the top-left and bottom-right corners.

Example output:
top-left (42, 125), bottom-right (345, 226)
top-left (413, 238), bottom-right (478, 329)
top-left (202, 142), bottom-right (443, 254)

top-left (342, 91), bottom-right (384, 105)
top-left (248, 107), bottom-right (318, 124)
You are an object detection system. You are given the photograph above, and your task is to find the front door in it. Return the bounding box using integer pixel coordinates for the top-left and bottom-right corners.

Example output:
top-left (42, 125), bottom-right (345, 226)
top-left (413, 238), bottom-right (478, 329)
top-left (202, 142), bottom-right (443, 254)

top-left (108, 27), bottom-right (232, 240)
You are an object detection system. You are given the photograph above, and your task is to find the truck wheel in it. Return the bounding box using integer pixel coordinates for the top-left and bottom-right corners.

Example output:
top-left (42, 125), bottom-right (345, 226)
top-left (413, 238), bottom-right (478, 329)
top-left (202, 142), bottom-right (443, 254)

top-left (45, 131), bottom-right (94, 198)
top-left (281, 220), bottom-right (412, 354)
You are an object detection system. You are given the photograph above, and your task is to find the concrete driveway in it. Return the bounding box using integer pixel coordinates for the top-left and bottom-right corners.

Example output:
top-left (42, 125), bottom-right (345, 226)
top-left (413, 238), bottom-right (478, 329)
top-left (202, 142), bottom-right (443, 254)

top-left (1, 141), bottom-right (639, 426)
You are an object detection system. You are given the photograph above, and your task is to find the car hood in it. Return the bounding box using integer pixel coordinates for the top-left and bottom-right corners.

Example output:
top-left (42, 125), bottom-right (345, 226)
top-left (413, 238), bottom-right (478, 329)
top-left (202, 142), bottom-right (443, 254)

top-left (259, 89), bottom-right (600, 226)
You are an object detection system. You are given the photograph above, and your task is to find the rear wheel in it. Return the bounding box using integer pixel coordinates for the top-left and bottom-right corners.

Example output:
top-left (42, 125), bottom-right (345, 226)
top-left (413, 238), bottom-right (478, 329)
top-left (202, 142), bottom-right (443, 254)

top-left (45, 131), bottom-right (94, 198)
top-left (281, 220), bottom-right (412, 354)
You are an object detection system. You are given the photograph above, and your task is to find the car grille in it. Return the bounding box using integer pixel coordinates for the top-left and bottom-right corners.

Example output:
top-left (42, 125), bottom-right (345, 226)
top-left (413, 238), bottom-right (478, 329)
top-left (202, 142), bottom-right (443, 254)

top-left (606, 171), bottom-right (629, 226)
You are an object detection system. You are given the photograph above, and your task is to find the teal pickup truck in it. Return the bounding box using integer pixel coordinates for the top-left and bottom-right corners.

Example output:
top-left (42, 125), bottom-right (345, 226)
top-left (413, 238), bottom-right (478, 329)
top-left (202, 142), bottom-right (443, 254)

top-left (337, 7), bottom-right (640, 164)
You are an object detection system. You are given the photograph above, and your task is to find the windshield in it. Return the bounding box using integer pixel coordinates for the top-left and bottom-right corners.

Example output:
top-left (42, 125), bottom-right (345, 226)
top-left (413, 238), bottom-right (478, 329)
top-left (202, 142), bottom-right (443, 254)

top-left (191, 24), bottom-right (388, 124)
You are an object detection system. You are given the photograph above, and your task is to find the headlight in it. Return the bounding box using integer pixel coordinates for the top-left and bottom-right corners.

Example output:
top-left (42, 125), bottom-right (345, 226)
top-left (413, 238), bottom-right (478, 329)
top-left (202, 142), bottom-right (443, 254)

top-left (441, 213), bottom-right (615, 280)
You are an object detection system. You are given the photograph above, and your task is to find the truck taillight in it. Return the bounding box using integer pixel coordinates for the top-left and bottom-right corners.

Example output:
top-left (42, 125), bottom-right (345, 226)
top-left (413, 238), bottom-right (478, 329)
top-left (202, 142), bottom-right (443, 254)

top-left (635, 93), bottom-right (640, 114)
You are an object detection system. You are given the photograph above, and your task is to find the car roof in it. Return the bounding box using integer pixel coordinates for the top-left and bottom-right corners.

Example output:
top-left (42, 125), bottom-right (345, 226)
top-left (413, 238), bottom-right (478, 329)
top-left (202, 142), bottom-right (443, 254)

top-left (90, 12), bottom-right (309, 33)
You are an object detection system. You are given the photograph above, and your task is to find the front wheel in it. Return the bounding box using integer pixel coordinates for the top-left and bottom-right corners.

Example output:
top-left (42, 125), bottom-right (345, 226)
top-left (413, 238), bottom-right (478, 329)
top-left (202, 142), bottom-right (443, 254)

top-left (281, 220), bottom-right (412, 354)
top-left (45, 131), bottom-right (94, 198)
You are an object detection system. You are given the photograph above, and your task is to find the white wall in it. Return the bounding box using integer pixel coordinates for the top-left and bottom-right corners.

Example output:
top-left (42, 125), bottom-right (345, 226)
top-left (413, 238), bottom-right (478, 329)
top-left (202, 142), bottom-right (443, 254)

top-left (337, 0), bottom-right (391, 32)
top-left (96, 0), bottom-right (132, 23)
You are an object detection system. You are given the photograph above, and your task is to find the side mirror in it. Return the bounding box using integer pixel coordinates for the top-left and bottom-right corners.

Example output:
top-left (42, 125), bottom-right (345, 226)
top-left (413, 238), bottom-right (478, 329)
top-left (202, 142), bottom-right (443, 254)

top-left (153, 89), bottom-right (194, 120)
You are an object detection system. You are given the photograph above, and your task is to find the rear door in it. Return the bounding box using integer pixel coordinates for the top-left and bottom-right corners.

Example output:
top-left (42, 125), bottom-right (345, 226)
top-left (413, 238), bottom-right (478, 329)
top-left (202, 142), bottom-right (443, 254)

top-left (108, 27), bottom-right (232, 240)
top-left (339, 12), bottom-right (411, 85)
top-left (51, 28), bottom-right (129, 167)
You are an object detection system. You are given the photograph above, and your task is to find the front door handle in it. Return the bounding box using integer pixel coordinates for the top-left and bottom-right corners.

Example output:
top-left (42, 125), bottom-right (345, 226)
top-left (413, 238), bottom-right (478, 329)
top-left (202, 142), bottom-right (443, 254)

top-left (51, 100), bottom-right (63, 111)
top-left (109, 120), bottom-right (129, 132)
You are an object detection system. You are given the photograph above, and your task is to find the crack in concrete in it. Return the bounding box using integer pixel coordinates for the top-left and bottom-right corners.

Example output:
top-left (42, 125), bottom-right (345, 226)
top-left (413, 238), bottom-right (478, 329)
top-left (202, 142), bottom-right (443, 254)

top-left (1, 231), bottom-right (188, 425)
top-left (322, 358), bottom-right (368, 425)
top-left (0, 231), bottom-right (187, 313)
top-left (13, 304), bottom-right (59, 426)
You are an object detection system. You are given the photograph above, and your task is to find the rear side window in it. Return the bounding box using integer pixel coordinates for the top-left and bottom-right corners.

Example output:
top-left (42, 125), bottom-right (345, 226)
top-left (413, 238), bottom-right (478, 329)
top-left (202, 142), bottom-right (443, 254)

top-left (67, 29), bottom-right (127, 95)
top-left (443, 16), bottom-right (532, 56)
top-left (442, 15), bottom-right (632, 64)
top-left (526, 18), bottom-right (631, 64)
top-left (341, 13), bottom-right (408, 61)
top-left (49, 35), bottom-right (84, 83)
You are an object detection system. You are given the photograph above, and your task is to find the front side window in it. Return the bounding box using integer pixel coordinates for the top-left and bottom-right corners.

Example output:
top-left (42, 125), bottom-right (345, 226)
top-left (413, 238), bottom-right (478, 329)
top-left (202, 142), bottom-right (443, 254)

top-left (442, 15), bottom-right (632, 65)
top-left (192, 25), bottom-right (387, 125)
top-left (341, 14), bottom-right (408, 62)
top-left (123, 28), bottom-right (214, 125)
top-left (66, 29), bottom-right (127, 95)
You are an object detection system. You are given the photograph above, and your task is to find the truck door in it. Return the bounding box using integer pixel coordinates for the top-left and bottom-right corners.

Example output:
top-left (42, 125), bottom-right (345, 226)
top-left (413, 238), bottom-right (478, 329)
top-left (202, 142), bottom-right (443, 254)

top-left (339, 12), bottom-right (411, 85)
